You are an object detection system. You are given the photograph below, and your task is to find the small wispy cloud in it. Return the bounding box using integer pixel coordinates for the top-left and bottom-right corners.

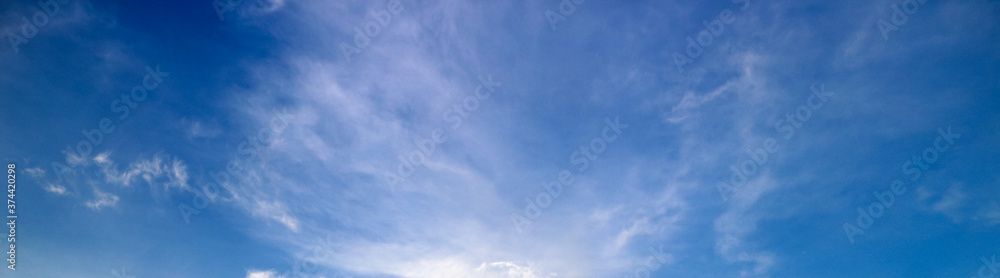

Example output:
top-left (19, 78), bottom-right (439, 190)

top-left (94, 152), bottom-right (111, 164)
top-left (85, 188), bottom-right (120, 210)
top-left (64, 148), bottom-right (89, 167)
top-left (931, 183), bottom-right (967, 223)
top-left (25, 167), bottom-right (46, 178)
top-left (250, 199), bottom-right (300, 232)
top-left (98, 153), bottom-right (190, 191)
top-left (44, 184), bottom-right (68, 195)
top-left (973, 203), bottom-right (1000, 226)
top-left (185, 119), bottom-right (223, 139)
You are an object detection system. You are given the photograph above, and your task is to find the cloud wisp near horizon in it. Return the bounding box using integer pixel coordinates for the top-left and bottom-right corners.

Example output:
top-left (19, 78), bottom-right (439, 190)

top-left (1, 0), bottom-right (999, 277)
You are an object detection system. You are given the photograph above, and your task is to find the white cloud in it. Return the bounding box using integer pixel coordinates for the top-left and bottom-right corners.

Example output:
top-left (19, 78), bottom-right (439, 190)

top-left (185, 119), bottom-right (222, 139)
top-left (930, 183), bottom-right (966, 223)
top-left (85, 188), bottom-right (119, 210)
top-left (24, 167), bottom-right (46, 178)
top-left (973, 203), bottom-right (1000, 226)
top-left (257, 0), bottom-right (286, 13)
top-left (246, 269), bottom-right (285, 278)
top-left (44, 184), bottom-right (68, 195)
top-left (94, 152), bottom-right (111, 164)
top-left (99, 153), bottom-right (190, 191)
top-left (249, 199), bottom-right (300, 232)
top-left (736, 252), bottom-right (776, 278)
top-left (195, 2), bottom-right (790, 278)
top-left (475, 261), bottom-right (557, 278)
top-left (64, 148), bottom-right (89, 167)
top-left (713, 174), bottom-right (781, 277)
top-left (681, 54), bottom-right (782, 277)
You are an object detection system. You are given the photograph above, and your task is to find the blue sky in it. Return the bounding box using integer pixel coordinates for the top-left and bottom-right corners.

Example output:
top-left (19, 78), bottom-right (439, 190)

top-left (1, 0), bottom-right (1000, 277)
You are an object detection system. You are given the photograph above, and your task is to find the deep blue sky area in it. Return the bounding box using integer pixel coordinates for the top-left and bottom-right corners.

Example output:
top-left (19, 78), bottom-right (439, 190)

top-left (1, 0), bottom-right (999, 277)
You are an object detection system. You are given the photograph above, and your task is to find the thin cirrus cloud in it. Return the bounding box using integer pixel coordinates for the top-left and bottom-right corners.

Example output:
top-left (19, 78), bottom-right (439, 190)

top-left (2, 0), bottom-right (999, 277)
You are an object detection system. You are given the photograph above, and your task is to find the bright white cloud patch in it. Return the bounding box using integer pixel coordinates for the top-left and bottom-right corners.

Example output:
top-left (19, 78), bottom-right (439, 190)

top-left (44, 184), bottom-right (68, 195)
top-left (246, 269), bottom-right (284, 278)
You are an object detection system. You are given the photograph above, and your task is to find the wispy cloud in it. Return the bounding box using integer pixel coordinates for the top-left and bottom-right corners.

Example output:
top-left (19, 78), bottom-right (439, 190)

top-left (246, 269), bottom-right (285, 278)
top-left (98, 153), bottom-right (190, 191)
top-left (44, 183), bottom-right (68, 195)
top-left (85, 188), bottom-right (120, 210)
top-left (6, 0), bottom-right (1000, 277)
top-left (475, 261), bottom-right (557, 278)
top-left (25, 167), bottom-right (46, 178)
